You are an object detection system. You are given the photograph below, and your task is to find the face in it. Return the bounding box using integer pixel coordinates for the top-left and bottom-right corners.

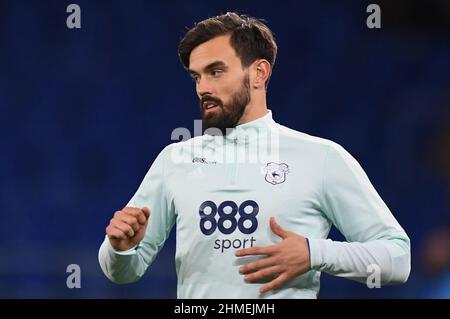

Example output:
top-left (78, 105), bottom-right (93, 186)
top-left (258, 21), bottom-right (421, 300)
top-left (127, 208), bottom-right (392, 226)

top-left (188, 34), bottom-right (251, 135)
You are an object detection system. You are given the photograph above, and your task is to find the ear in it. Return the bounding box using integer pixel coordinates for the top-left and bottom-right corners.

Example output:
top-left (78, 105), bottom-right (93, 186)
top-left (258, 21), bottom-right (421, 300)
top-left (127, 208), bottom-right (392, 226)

top-left (251, 59), bottom-right (271, 89)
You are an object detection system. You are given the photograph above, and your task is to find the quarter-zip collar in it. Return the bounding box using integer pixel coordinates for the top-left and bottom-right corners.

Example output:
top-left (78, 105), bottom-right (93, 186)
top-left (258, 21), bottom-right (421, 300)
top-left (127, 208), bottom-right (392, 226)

top-left (224, 110), bottom-right (276, 144)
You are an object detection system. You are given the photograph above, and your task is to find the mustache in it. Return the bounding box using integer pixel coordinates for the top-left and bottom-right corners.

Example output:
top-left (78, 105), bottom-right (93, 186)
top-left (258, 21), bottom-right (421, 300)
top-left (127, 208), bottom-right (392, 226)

top-left (199, 95), bottom-right (223, 108)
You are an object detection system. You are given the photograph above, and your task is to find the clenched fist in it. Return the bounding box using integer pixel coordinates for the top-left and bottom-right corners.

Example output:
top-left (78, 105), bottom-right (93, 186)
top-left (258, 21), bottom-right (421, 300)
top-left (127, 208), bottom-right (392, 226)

top-left (106, 207), bottom-right (150, 251)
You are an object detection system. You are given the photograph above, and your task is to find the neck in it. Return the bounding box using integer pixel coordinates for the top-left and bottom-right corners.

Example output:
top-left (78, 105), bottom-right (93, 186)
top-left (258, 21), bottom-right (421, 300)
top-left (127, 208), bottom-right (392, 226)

top-left (238, 94), bottom-right (268, 125)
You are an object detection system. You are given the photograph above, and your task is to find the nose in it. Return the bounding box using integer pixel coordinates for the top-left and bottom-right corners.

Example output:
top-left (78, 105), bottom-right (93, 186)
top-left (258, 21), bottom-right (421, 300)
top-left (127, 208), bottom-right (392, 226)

top-left (196, 77), bottom-right (214, 98)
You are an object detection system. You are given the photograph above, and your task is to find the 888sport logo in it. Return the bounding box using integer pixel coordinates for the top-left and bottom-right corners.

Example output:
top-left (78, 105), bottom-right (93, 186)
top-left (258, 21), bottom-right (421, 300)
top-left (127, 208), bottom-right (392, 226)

top-left (198, 200), bottom-right (259, 253)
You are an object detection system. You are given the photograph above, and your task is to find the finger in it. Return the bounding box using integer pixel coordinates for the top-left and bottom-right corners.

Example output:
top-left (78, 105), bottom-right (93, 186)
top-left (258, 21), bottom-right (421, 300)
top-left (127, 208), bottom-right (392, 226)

top-left (239, 256), bottom-right (277, 274)
top-left (259, 272), bottom-right (290, 293)
top-left (270, 217), bottom-right (289, 239)
top-left (112, 220), bottom-right (135, 237)
top-left (122, 207), bottom-right (149, 225)
top-left (244, 265), bottom-right (283, 283)
top-left (235, 245), bottom-right (275, 257)
top-left (106, 225), bottom-right (127, 240)
top-left (116, 214), bottom-right (140, 232)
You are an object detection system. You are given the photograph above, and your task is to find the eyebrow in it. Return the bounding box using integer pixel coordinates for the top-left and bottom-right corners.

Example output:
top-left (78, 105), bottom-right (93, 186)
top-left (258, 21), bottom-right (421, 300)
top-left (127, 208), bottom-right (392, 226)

top-left (188, 61), bottom-right (228, 76)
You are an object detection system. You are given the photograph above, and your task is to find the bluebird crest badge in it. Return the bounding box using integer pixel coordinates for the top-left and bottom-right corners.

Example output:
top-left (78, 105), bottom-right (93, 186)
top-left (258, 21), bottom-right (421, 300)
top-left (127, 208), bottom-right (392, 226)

top-left (263, 162), bottom-right (289, 185)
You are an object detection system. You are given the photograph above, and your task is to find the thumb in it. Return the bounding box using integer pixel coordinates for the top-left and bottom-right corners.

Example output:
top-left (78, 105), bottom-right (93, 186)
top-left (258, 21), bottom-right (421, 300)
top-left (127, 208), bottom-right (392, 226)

top-left (270, 217), bottom-right (289, 239)
top-left (141, 207), bottom-right (151, 221)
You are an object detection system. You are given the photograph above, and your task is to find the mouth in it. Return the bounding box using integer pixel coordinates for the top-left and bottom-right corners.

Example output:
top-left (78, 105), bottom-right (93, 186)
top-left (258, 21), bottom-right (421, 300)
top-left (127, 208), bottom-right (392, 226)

top-left (202, 101), bottom-right (220, 112)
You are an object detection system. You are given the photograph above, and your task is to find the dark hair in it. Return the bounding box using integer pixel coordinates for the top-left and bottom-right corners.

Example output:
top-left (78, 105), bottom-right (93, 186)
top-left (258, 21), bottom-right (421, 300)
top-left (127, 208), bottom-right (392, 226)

top-left (178, 12), bottom-right (277, 88)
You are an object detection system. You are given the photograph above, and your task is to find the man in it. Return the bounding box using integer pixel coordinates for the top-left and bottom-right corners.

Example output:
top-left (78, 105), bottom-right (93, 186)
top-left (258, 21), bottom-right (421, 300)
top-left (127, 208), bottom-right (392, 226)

top-left (98, 12), bottom-right (410, 298)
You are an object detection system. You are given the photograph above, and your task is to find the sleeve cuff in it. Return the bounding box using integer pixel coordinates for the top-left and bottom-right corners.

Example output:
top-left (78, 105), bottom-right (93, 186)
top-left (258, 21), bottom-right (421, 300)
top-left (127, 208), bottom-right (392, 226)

top-left (105, 236), bottom-right (138, 256)
top-left (307, 238), bottom-right (328, 270)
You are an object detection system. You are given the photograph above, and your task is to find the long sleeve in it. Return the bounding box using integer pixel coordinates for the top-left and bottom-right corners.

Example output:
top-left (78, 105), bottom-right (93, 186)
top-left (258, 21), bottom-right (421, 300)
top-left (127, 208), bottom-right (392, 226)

top-left (98, 145), bottom-right (176, 284)
top-left (308, 143), bottom-right (411, 285)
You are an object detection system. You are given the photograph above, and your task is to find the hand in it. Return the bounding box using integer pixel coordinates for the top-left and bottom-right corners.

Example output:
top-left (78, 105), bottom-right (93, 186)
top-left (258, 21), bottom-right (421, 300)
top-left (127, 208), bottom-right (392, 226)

top-left (235, 217), bottom-right (311, 293)
top-left (106, 207), bottom-right (150, 251)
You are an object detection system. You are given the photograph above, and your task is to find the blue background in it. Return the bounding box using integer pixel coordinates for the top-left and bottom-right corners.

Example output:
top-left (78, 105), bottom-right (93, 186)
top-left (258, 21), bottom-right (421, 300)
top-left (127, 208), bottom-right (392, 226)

top-left (0, 0), bottom-right (449, 298)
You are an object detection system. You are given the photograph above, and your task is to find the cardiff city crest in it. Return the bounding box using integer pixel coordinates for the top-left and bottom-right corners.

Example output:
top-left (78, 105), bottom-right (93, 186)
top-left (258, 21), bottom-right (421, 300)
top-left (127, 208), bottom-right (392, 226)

top-left (263, 162), bottom-right (289, 185)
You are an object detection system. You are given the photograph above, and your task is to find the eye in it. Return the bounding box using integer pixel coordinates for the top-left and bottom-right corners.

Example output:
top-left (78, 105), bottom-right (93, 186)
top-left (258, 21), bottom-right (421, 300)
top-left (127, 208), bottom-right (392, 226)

top-left (191, 74), bottom-right (199, 83)
top-left (211, 69), bottom-right (223, 77)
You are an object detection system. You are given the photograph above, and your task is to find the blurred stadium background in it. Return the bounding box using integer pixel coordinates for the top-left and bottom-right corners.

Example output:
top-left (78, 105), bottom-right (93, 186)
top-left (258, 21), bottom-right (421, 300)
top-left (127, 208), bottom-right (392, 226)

top-left (0, 0), bottom-right (449, 298)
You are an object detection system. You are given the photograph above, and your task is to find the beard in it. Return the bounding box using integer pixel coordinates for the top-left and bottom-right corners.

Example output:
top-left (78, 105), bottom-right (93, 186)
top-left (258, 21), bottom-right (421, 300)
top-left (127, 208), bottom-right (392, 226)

top-left (200, 73), bottom-right (251, 136)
